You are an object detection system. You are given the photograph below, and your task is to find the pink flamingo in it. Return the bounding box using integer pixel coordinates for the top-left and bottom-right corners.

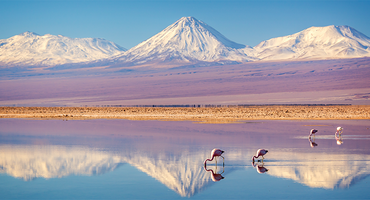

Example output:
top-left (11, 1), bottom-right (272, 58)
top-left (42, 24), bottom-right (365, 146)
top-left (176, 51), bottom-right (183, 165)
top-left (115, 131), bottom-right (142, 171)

top-left (335, 127), bottom-right (343, 145)
top-left (252, 149), bottom-right (268, 163)
top-left (335, 127), bottom-right (343, 136)
top-left (204, 148), bottom-right (225, 167)
top-left (309, 129), bottom-right (318, 138)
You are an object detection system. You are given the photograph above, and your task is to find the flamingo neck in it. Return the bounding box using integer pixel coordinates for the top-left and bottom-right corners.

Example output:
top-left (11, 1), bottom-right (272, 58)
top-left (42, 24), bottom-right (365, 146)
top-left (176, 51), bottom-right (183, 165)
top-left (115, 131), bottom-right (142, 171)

top-left (207, 155), bottom-right (215, 162)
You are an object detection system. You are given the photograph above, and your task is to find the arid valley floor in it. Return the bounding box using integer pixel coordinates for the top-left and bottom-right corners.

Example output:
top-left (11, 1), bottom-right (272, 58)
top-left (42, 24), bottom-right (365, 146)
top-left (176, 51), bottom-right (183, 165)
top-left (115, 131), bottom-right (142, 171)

top-left (1, 105), bottom-right (369, 123)
top-left (1, 58), bottom-right (369, 108)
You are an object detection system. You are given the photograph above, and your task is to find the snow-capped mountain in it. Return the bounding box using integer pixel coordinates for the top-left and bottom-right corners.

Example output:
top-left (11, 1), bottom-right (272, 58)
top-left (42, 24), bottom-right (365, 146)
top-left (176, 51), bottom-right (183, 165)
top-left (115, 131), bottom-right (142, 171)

top-left (107, 16), bottom-right (257, 66)
top-left (1, 20), bottom-right (370, 69)
top-left (0, 31), bottom-right (126, 66)
top-left (253, 25), bottom-right (370, 60)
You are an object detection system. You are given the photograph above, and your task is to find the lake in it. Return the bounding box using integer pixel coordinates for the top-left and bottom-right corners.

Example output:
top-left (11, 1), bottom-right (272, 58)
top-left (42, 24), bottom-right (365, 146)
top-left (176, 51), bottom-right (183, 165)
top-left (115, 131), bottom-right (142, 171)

top-left (0, 119), bottom-right (369, 199)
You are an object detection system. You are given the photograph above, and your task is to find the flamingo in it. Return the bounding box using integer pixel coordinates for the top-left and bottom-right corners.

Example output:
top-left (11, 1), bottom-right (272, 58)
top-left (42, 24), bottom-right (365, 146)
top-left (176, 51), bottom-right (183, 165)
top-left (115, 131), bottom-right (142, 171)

top-left (252, 149), bottom-right (268, 163)
top-left (309, 129), bottom-right (318, 138)
top-left (204, 148), bottom-right (225, 167)
top-left (335, 127), bottom-right (343, 145)
top-left (335, 127), bottom-right (343, 136)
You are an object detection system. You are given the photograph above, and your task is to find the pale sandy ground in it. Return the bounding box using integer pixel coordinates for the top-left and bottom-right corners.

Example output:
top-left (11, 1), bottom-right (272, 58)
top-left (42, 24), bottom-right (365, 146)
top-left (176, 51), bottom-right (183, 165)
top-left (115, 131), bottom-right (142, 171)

top-left (1, 58), bottom-right (369, 107)
top-left (1, 106), bottom-right (369, 123)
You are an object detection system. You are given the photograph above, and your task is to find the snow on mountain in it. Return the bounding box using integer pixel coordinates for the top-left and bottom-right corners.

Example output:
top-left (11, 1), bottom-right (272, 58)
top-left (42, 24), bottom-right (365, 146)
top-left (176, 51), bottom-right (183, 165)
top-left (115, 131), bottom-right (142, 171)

top-left (0, 31), bottom-right (126, 66)
top-left (253, 25), bottom-right (370, 60)
top-left (108, 16), bottom-right (257, 66)
top-left (1, 22), bottom-right (370, 69)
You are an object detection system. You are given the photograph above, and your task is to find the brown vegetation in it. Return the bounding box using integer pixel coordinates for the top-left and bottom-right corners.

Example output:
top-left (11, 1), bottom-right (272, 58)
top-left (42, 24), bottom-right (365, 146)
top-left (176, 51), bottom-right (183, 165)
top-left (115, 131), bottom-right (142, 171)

top-left (1, 106), bottom-right (369, 123)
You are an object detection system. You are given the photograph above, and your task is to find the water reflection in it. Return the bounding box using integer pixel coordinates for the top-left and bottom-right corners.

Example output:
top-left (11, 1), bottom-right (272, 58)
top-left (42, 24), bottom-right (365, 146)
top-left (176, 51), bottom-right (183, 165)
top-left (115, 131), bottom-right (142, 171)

top-left (308, 136), bottom-right (318, 147)
top-left (124, 150), bottom-right (212, 197)
top-left (252, 161), bottom-right (269, 174)
top-left (265, 151), bottom-right (370, 189)
top-left (2, 144), bottom-right (370, 193)
top-left (0, 144), bottom-right (214, 197)
top-left (0, 145), bottom-right (125, 181)
top-left (204, 165), bottom-right (225, 182)
top-left (0, 119), bottom-right (369, 199)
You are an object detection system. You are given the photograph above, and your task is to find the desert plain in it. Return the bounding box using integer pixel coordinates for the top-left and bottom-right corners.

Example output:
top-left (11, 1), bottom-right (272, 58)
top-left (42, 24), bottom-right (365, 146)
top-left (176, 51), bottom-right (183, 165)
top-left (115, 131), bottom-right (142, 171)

top-left (1, 58), bottom-right (369, 122)
top-left (1, 105), bottom-right (369, 123)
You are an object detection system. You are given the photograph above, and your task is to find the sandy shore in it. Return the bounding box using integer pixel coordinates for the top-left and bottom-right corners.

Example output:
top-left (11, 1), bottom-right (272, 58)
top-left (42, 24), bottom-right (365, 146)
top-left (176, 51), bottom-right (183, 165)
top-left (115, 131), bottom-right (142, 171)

top-left (1, 106), bottom-right (369, 123)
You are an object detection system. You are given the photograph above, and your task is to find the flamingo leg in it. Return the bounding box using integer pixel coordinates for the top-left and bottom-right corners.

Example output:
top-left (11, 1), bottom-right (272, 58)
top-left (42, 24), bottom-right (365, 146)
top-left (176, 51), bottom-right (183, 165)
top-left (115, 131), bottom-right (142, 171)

top-left (221, 156), bottom-right (225, 167)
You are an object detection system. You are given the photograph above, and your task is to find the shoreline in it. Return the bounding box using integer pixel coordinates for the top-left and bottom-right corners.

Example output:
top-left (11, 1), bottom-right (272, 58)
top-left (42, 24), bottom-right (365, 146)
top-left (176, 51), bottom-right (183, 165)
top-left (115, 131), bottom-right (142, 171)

top-left (1, 105), bottom-right (369, 123)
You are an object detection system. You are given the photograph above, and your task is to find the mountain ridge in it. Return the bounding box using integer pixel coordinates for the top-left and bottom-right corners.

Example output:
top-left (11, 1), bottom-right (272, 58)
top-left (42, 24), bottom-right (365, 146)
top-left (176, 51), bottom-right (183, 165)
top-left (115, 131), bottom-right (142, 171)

top-left (1, 17), bottom-right (370, 69)
top-left (0, 31), bottom-right (126, 66)
top-left (253, 25), bottom-right (370, 60)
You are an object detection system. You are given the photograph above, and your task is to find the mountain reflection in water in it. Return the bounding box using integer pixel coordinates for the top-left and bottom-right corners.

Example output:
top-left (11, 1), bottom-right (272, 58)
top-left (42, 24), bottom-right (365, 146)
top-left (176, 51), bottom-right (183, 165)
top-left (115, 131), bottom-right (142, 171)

top-left (0, 145), bottom-right (125, 181)
top-left (0, 119), bottom-right (369, 198)
top-left (1, 145), bottom-right (370, 196)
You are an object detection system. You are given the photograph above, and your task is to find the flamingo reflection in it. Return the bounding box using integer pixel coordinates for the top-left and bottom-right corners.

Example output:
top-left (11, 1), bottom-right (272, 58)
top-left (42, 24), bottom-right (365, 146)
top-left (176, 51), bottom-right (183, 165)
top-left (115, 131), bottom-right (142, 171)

top-left (308, 136), bottom-right (318, 147)
top-left (335, 127), bottom-right (343, 145)
top-left (252, 149), bottom-right (268, 163)
top-left (252, 161), bottom-right (269, 174)
top-left (203, 166), bottom-right (225, 182)
top-left (204, 148), bottom-right (225, 167)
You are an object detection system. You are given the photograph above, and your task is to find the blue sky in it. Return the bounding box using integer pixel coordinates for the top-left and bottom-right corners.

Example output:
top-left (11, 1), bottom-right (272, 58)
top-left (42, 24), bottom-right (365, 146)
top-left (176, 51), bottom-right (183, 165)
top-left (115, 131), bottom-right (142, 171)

top-left (1, 0), bottom-right (369, 49)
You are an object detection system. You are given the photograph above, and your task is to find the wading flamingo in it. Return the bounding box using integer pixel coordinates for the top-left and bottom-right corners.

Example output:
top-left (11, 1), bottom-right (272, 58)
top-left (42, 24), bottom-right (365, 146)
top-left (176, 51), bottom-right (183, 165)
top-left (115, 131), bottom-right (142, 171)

top-left (252, 149), bottom-right (268, 163)
top-left (335, 127), bottom-right (343, 145)
top-left (204, 148), bottom-right (225, 167)
top-left (336, 127), bottom-right (343, 136)
top-left (309, 129), bottom-right (318, 138)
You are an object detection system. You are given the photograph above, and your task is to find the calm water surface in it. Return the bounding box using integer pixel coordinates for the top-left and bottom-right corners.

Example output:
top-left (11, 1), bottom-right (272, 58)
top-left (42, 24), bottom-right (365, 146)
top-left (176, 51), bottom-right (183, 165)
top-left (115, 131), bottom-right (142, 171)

top-left (1, 119), bottom-right (370, 199)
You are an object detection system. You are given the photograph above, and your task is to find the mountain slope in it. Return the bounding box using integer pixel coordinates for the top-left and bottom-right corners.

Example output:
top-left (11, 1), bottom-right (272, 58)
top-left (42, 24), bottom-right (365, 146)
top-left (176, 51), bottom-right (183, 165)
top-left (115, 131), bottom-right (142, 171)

top-left (0, 31), bottom-right (126, 66)
top-left (253, 25), bottom-right (370, 60)
top-left (107, 17), bottom-right (257, 66)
